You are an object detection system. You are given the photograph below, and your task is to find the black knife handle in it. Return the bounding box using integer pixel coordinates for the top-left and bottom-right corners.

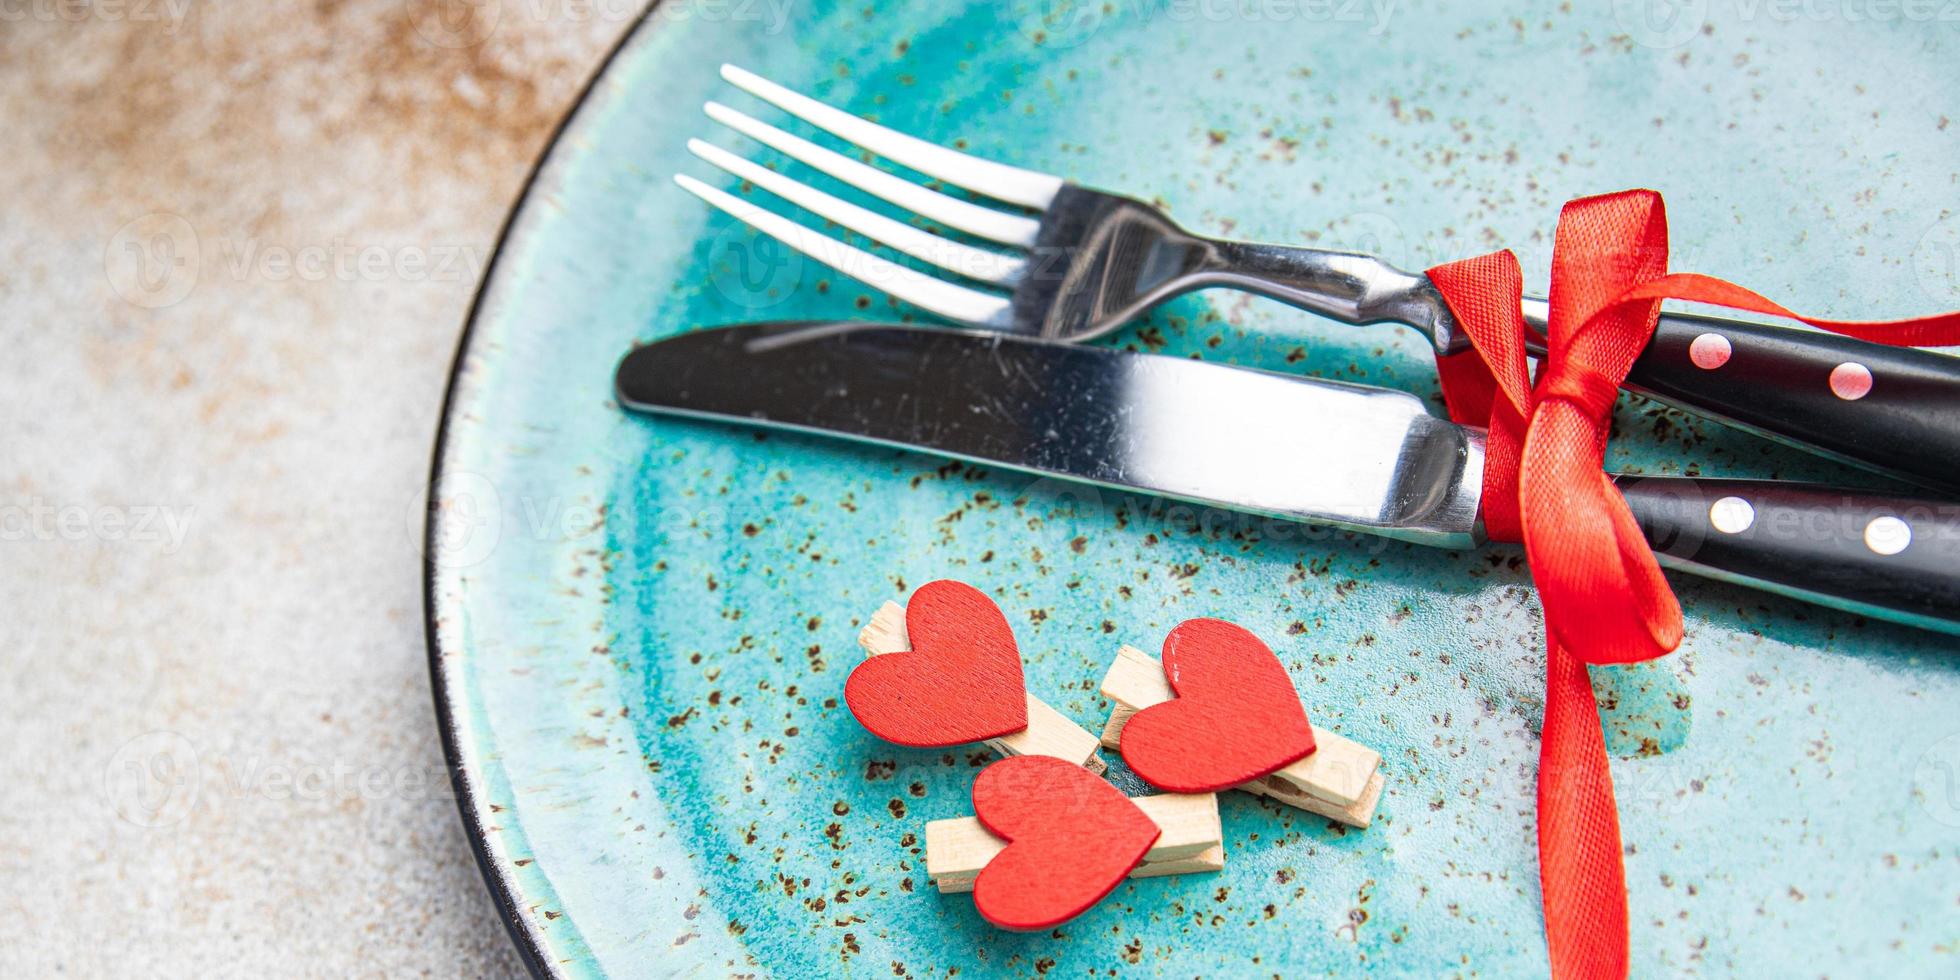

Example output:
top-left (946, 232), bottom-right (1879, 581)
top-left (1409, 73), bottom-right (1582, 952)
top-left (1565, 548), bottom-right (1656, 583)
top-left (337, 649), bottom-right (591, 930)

top-left (1613, 476), bottom-right (1960, 634)
top-left (1622, 311), bottom-right (1960, 491)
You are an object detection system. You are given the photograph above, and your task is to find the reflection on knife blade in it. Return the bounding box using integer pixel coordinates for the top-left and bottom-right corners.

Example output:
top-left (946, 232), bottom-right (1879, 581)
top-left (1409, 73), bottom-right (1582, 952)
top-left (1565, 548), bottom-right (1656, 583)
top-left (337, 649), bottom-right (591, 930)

top-left (616, 321), bottom-right (1486, 547)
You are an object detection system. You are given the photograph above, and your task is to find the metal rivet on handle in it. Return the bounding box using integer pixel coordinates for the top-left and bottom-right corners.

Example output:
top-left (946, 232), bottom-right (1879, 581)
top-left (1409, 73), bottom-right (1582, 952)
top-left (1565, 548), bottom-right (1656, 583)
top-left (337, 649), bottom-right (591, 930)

top-left (1829, 362), bottom-right (1873, 400)
top-left (1688, 333), bottom-right (1732, 370)
top-left (1709, 496), bottom-right (1754, 534)
top-left (1864, 516), bottom-right (1911, 555)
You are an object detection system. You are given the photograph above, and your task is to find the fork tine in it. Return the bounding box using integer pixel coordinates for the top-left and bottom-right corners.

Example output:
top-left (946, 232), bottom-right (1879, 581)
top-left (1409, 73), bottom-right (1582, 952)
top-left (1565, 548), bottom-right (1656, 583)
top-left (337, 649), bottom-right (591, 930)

top-left (687, 139), bottom-right (1026, 288)
top-left (721, 64), bottom-right (1065, 211)
top-left (675, 174), bottom-right (1015, 329)
top-left (706, 102), bottom-right (1042, 250)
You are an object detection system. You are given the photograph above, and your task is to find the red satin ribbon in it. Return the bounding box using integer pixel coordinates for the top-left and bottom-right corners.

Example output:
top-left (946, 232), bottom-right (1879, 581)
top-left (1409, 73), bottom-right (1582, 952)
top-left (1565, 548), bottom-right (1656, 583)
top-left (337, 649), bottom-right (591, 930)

top-left (1425, 189), bottom-right (1960, 980)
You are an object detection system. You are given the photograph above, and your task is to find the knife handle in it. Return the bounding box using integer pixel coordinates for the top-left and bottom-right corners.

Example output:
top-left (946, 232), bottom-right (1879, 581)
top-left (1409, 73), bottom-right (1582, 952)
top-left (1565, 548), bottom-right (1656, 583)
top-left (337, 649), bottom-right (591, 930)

top-left (1621, 311), bottom-right (1960, 491)
top-left (1613, 476), bottom-right (1960, 634)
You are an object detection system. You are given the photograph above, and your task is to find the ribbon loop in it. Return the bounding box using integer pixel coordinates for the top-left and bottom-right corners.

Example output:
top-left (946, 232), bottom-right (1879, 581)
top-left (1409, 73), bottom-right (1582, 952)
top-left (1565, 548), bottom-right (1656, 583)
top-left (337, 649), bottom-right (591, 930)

top-left (1424, 187), bottom-right (1960, 980)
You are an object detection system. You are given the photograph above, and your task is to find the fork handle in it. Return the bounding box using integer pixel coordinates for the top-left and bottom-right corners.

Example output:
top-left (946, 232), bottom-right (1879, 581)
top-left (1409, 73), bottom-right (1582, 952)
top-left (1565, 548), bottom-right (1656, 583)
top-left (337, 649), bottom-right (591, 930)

top-left (1608, 311), bottom-right (1960, 491)
top-left (1198, 242), bottom-right (1960, 490)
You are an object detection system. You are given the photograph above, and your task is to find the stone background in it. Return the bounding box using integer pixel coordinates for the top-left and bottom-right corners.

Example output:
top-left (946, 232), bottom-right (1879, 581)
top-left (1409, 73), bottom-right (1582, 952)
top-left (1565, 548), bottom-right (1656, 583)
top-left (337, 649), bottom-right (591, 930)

top-left (0, 3), bottom-right (633, 975)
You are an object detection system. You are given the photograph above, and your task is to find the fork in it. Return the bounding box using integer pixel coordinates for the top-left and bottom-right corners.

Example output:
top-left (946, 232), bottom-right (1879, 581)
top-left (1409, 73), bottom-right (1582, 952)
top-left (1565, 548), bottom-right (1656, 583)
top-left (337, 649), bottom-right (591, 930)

top-left (676, 65), bottom-right (1960, 492)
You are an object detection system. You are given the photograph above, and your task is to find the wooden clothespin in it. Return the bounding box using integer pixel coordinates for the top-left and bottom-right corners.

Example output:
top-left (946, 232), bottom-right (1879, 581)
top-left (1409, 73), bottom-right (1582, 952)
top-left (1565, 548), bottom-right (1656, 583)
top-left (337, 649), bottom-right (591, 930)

top-left (1100, 643), bottom-right (1384, 827)
top-left (860, 600), bottom-right (1106, 773)
top-left (924, 786), bottom-right (1224, 894)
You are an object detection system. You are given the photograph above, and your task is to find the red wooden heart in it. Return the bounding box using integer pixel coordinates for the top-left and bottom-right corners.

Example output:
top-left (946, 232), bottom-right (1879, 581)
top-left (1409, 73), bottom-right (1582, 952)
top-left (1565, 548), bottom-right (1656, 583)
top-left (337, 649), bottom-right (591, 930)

top-left (844, 580), bottom-right (1027, 747)
top-left (970, 755), bottom-right (1160, 931)
top-left (1119, 618), bottom-right (1317, 793)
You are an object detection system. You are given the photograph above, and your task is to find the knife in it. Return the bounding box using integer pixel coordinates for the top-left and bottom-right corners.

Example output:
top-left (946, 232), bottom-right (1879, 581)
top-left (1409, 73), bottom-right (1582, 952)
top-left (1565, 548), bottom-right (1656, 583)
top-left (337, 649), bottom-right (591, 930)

top-left (616, 323), bottom-right (1960, 635)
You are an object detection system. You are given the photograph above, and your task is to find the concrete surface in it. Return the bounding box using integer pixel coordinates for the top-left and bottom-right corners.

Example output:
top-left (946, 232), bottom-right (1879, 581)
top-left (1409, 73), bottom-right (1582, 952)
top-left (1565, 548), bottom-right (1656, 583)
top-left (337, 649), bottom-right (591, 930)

top-left (0, 3), bottom-right (633, 975)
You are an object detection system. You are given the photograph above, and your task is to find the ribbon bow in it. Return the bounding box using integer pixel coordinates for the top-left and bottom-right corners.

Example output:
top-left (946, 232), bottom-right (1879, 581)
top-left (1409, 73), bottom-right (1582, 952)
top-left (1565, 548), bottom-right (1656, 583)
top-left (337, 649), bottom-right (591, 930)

top-left (1425, 189), bottom-right (1960, 979)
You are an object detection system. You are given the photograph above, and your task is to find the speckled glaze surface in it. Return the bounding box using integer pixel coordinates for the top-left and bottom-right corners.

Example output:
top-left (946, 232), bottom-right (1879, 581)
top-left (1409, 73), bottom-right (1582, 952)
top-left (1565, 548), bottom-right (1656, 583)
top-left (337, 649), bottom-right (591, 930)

top-left (427, 3), bottom-right (1960, 976)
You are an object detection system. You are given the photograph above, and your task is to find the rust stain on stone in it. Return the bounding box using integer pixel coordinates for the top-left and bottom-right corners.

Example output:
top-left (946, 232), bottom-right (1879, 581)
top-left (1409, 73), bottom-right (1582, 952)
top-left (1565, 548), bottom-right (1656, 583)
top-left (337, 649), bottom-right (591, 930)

top-left (22, 2), bottom-right (584, 205)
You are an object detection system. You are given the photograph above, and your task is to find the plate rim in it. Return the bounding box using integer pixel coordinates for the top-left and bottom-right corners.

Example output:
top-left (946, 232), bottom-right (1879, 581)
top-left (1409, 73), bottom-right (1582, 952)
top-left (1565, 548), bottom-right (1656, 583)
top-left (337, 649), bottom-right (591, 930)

top-left (412, 12), bottom-right (1960, 974)
top-left (421, 4), bottom-right (660, 976)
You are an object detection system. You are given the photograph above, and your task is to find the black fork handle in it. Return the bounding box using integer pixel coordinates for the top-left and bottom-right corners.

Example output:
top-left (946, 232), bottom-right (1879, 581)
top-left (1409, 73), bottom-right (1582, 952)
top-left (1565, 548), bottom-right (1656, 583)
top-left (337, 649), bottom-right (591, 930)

top-left (1200, 242), bottom-right (1960, 491)
top-left (1609, 311), bottom-right (1960, 491)
top-left (1507, 304), bottom-right (1960, 493)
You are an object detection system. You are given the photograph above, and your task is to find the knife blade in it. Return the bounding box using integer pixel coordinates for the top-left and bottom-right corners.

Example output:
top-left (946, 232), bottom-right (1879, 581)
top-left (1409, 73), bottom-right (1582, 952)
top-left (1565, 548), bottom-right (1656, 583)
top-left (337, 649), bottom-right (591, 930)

top-left (618, 321), bottom-right (1485, 546)
top-left (616, 322), bottom-right (1960, 635)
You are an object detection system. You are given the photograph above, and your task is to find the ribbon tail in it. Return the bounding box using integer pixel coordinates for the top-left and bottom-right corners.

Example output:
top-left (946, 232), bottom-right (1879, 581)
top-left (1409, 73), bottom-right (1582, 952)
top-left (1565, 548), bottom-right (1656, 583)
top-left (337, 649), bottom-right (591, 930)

top-left (1538, 641), bottom-right (1629, 980)
top-left (1434, 347), bottom-right (1500, 425)
top-left (1615, 272), bottom-right (1960, 348)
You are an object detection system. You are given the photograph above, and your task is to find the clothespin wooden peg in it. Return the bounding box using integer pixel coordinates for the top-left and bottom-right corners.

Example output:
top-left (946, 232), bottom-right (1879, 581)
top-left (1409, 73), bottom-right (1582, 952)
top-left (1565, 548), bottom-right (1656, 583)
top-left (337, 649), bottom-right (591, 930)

top-left (860, 598), bottom-right (1106, 773)
top-left (924, 778), bottom-right (1224, 895)
top-left (1099, 639), bottom-right (1384, 827)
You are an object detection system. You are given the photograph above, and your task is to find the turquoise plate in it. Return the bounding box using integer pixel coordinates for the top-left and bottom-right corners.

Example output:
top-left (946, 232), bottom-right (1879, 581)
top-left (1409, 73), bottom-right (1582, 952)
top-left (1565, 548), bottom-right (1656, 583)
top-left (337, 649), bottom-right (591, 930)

top-left (426, 3), bottom-right (1960, 975)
